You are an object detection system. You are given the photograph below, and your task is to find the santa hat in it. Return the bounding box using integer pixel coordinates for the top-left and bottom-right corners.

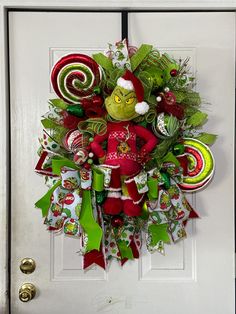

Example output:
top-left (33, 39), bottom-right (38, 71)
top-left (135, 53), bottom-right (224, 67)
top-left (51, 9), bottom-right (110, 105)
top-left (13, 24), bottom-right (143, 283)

top-left (117, 70), bottom-right (149, 115)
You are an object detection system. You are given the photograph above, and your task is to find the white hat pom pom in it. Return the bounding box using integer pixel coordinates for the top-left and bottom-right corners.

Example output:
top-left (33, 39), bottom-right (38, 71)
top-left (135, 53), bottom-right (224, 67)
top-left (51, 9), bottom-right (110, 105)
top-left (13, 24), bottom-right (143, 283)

top-left (117, 77), bottom-right (134, 90)
top-left (135, 101), bottom-right (149, 115)
top-left (117, 70), bottom-right (149, 115)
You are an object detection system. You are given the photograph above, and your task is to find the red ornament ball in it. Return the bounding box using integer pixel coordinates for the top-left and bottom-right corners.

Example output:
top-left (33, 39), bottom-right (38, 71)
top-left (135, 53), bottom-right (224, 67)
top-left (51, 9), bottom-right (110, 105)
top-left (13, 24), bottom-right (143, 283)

top-left (80, 98), bottom-right (92, 109)
top-left (92, 95), bottom-right (104, 107)
top-left (170, 69), bottom-right (178, 77)
top-left (111, 216), bottom-right (124, 228)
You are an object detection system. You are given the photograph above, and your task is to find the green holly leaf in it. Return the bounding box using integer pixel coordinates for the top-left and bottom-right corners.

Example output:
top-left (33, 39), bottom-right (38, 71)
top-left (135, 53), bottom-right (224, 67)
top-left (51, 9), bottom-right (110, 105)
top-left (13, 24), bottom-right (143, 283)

top-left (49, 98), bottom-right (68, 110)
top-left (117, 51), bottom-right (125, 61)
top-left (195, 133), bottom-right (217, 145)
top-left (173, 90), bottom-right (201, 107)
top-left (183, 105), bottom-right (199, 117)
top-left (152, 134), bottom-right (179, 160)
top-left (148, 223), bottom-right (170, 246)
top-left (186, 111), bottom-right (208, 127)
top-left (41, 118), bottom-right (59, 129)
top-left (92, 53), bottom-right (114, 71)
top-left (161, 151), bottom-right (180, 167)
top-left (117, 240), bottom-right (133, 259)
top-left (184, 91), bottom-right (201, 106)
top-left (174, 90), bottom-right (185, 103)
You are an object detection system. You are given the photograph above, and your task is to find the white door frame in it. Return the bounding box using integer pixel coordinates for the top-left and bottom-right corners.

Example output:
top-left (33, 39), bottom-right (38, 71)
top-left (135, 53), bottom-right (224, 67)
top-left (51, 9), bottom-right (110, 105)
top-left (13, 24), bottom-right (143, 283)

top-left (0, 2), bottom-right (235, 313)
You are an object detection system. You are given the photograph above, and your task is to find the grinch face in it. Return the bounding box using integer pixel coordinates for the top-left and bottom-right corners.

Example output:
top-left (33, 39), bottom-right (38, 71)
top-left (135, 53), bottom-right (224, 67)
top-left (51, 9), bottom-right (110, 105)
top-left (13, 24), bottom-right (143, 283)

top-left (105, 86), bottom-right (139, 121)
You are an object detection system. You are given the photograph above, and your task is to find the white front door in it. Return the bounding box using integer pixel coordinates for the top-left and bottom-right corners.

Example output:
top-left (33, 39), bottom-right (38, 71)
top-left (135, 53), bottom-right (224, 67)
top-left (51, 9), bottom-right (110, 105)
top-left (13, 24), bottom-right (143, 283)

top-left (9, 11), bottom-right (235, 314)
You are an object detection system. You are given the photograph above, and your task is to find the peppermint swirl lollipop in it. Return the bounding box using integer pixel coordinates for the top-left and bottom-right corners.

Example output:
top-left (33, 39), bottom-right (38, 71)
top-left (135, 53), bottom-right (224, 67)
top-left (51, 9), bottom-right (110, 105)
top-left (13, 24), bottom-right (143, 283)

top-left (178, 138), bottom-right (215, 192)
top-left (51, 54), bottom-right (103, 104)
top-left (63, 130), bottom-right (90, 153)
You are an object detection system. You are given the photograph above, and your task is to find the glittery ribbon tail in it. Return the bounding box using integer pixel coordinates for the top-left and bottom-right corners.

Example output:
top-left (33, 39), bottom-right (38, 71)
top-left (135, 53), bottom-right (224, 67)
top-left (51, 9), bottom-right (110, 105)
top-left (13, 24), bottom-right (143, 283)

top-left (35, 180), bottom-right (61, 217)
top-left (80, 190), bottom-right (103, 252)
top-left (83, 206), bottom-right (106, 270)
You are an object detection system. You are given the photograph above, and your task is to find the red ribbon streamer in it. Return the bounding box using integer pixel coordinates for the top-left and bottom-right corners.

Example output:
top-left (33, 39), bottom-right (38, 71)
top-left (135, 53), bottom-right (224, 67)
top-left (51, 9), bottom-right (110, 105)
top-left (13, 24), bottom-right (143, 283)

top-left (83, 246), bottom-right (106, 270)
top-left (120, 239), bottom-right (140, 266)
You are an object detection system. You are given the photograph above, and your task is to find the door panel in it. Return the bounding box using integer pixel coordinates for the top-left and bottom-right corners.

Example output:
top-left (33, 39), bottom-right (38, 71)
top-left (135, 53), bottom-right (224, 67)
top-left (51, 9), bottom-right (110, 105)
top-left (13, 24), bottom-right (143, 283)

top-left (128, 12), bottom-right (235, 310)
top-left (9, 11), bottom-right (121, 313)
top-left (9, 11), bottom-right (235, 314)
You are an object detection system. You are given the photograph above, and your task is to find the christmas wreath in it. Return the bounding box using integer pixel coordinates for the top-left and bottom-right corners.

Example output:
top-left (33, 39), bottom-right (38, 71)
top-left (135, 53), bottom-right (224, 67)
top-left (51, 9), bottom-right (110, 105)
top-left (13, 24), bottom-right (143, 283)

top-left (35, 39), bottom-right (216, 269)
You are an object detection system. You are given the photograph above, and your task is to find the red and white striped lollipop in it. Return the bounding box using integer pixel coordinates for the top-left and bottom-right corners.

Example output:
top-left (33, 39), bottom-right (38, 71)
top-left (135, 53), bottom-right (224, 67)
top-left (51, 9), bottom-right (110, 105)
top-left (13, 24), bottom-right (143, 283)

top-left (63, 129), bottom-right (89, 153)
top-left (178, 138), bottom-right (215, 192)
top-left (51, 54), bottom-right (103, 104)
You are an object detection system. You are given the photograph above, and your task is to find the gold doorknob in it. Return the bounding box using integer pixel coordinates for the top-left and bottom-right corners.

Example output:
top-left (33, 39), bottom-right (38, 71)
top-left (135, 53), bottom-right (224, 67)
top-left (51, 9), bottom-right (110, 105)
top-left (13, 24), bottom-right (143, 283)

top-left (19, 283), bottom-right (36, 302)
top-left (20, 258), bottom-right (36, 274)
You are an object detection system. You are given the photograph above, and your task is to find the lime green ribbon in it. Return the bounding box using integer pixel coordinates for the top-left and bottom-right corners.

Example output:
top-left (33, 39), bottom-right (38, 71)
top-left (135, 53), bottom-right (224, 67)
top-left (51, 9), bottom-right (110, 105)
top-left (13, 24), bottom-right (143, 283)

top-left (148, 224), bottom-right (170, 246)
top-left (80, 190), bottom-right (103, 252)
top-left (147, 177), bottom-right (159, 200)
top-left (35, 158), bottom-right (78, 218)
top-left (41, 118), bottom-right (60, 129)
top-left (35, 180), bottom-right (61, 217)
top-left (117, 240), bottom-right (133, 259)
top-left (92, 168), bottom-right (104, 192)
top-left (92, 53), bottom-right (114, 71)
top-left (162, 152), bottom-right (180, 167)
top-left (52, 158), bottom-right (78, 176)
top-left (130, 44), bottom-right (153, 71)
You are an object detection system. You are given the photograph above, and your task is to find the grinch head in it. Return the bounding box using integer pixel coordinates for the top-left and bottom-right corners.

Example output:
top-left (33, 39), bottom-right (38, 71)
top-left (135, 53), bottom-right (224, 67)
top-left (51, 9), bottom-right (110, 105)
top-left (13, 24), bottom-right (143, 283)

top-left (105, 70), bottom-right (149, 121)
top-left (105, 86), bottom-right (138, 121)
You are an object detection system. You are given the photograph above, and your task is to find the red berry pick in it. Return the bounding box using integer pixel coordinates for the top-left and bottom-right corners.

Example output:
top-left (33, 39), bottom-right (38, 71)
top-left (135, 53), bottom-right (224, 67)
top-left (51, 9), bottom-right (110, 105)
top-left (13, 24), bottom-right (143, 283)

top-left (111, 216), bottom-right (124, 228)
top-left (170, 69), bottom-right (178, 77)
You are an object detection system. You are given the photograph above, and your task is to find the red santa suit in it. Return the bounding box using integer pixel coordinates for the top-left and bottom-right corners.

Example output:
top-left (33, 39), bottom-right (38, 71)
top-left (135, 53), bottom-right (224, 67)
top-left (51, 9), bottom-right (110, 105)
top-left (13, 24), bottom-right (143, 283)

top-left (91, 121), bottom-right (158, 216)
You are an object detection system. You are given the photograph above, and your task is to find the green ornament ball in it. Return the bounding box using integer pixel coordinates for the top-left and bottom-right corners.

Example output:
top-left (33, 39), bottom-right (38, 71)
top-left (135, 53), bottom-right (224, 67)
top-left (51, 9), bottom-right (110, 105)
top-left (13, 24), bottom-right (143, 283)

top-left (66, 104), bottom-right (84, 117)
top-left (87, 159), bottom-right (93, 165)
top-left (172, 143), bottom-right (185, 156)
top-left (93, 86), bottom-right (101, 95)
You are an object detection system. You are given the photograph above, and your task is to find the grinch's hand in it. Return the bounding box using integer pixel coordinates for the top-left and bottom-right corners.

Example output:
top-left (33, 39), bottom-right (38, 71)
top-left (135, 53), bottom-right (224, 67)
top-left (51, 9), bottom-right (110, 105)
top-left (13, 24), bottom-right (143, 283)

top-left (98, 155), bottom-right (106, 164)
top-left (137, 149), bottom-right (151, 165)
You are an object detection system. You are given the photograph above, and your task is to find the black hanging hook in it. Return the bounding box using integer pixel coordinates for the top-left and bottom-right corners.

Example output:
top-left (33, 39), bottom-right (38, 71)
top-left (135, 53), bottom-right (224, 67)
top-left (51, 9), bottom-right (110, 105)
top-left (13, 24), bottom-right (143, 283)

top-left (121, 11), bottom-right (128, 41)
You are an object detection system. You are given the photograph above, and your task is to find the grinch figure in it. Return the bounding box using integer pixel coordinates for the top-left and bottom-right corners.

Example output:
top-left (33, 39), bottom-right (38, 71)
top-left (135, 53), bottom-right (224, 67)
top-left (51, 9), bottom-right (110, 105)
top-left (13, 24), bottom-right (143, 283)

top-left (91, 70), bottom-right (158, 216)
top-left (35, 42), bottom-right (216, 269)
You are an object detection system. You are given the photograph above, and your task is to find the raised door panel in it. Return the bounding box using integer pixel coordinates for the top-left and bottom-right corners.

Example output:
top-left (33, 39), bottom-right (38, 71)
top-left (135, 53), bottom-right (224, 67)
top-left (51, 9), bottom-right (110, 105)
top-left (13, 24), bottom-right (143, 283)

top-left (9, 11), bottom-right (121, 314)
